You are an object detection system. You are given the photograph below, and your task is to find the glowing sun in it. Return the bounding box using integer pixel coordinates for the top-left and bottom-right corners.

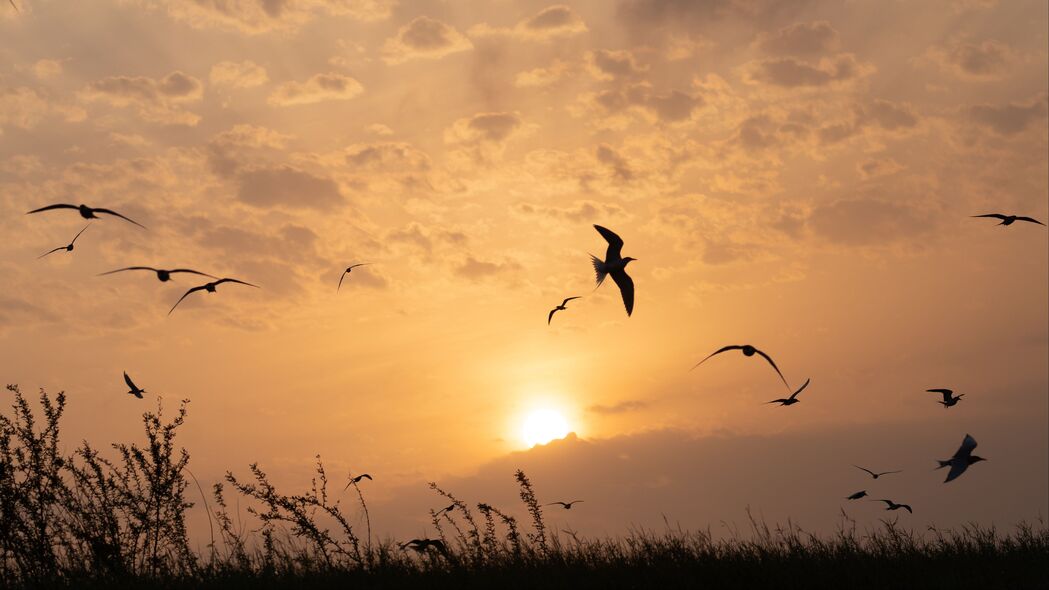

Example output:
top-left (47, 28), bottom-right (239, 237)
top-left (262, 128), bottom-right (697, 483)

top-left (521, 409), bottom-right (570, 447)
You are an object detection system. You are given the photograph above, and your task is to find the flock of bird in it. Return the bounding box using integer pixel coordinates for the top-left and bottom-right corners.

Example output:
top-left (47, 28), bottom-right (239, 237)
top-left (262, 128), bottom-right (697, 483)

top-left (23, 198), bottom-right (1044, 548)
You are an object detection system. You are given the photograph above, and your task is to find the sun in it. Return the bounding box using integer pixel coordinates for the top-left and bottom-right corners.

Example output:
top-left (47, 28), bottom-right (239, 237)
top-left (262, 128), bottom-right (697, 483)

top-left (521, 409), bottom-right (571, 447)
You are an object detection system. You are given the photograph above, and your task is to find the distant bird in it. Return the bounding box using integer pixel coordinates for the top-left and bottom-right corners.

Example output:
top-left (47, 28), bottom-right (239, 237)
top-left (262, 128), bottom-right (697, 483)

top-left (545, 500), bottom-right (584, 510)
top-left (927, 388), bottom-right (963, 408)
top-left (972, 213), bottom-right (1045, 227)
top-left (343, 473), bottom-right (372, 490)
top-left (853, 465), bottom-right (902, 480)
top-left (168, 278), bottom-right (259, 315)
top-left (590, 225), bottom-right (636, 316)
top-left (436, 503), bottom-right (456, 515)
top-left (26, 203), bottom-right (146, 229)
top-left (548, 296), bottom-right (581, 324)
top-left (8, 0), bottom-right (18, 13)
top-left (123, 372), bottom-right (146, 399)
top-left (937, 434), bottom-right (986, 483)
top-left (845, 490), bottom-right (868, 500)
top-left (38, 225), bottom-right (89, 259)
top-left (873, 499), bottom-right (912, 513)
top-left (100, 267), bottom-right (217, 282)
top-left (767, 378), bottom-right (810, 406)
top-left (337, 263), bottom-right (372, 292)
top-left (400, 539), bottom-right (447, 555)
top-left (691, 345), bottom-right (790, 390)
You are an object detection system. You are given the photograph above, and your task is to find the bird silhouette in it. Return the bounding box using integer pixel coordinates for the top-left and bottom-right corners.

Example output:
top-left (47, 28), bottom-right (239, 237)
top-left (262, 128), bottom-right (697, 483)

top-left (873, 499), bottom-right (912, 513)
top-left (124, 372), bottom-right (146, 399)
top-left (691, 345), bottom-right (790, 390)
top-left (545, 500), bottom-right (584, 509)
top-left (27, 203), bottom-right (146, 229)
top-left (168, 278), bottom-right (259, 315)
top-left (846, 490), bottom-right (868, 500)
top-left (343, 473), bottom-right (372, 490)
top-left (972, 213), bottom-right (1045, 227)
top-left (937, 434), bottom-right (986, 483)
top-left (100, 267), bottom-right (217, 282)
top-left (767, 378), bottom-right (810, 406)
top-left (927, 388), bottom-right (963, 408)
top-left (8, 0), bottom-right (18, 13)
top-left (853, 465), bottom-right (902, 480)
top-left (436, 503), bottom-right (456, 515)
top-left (400, 539), bottom-right (447, 555)
top-left (38, 225), bottom-right (89, 259)
top-left (548, 296), bottom-right (582, 324)
top-left (591, 225), bottom-right (636, 316)
top-left (337, 263), bottom-right (372, 292)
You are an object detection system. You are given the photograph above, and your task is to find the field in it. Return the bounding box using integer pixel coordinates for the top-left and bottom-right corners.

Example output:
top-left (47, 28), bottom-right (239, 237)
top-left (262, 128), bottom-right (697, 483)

top-left (2, 386), bottom-right (1046, 589)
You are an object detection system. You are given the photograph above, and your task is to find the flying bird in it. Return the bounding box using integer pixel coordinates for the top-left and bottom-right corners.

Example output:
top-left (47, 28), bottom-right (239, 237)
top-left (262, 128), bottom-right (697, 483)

top-left (99, 267), bottom-right (217, 282)
top-left (545, 500), bottom-right (584, 510)
top-left (38, 225), bottom-right (89, 259)
top-left (26, 203), bottom-right (146, 229)
top-left (590, 225), bottom-right (636, 316)
top-left (343, 473), bottom-right (372, 490)
top-left (548, 296), bottom-right (581, 324)
top-left (400, 539), bottom-right (447, 555)
top-left (937, 434), bottom-right (986, 483)
top-left (927, 388), bottom-right (963, 408)
top-left (691, 345), bottom-right (790, 390)
top-left (971, 213), bottom-right (1045, 227)
top-left (873, 499), bottom-right (912, 513)
top-left (767, 378), bottom-right (810, 406)
top-left (168, 278), bottom-right (259, 315)
top-left (853, 466), bottom-right (902, 480)
top-left (845, 491), bottom-right (868, 500)
top-left (123, 372), bottom-right (146, 399)
top-left (337, 263), bottom-right (372, 292)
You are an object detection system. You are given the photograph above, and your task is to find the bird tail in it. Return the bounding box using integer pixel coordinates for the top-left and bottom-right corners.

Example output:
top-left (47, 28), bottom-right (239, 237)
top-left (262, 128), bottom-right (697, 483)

top-left (590, 254), bottom-right (608, 287)
top-left (935, 460), bottom-right (951, 469)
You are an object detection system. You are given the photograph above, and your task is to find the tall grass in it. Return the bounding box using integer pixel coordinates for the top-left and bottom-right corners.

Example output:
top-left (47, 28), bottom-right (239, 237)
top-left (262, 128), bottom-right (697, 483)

top-left (1, 384), bottom-right (1046, 589)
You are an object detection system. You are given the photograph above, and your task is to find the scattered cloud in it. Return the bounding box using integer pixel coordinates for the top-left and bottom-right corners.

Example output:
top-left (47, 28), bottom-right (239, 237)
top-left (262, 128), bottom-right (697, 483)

top-left (381, 16), bottom-right (472, 64)
top-left (79, 70), bottom-right (203, 125)
top-left (132, 0), bottom-right (395, 34)
top-left (926, 39), bottom-right (1016, 80)
top-left (744, 54), bottom-right (872, 88)
top-left (755, 20), bottom-right (839, 56)
top-left (268, 72), bottom-right (363, 106)
top-left (210, 60), bottom-right (269, 88)
top-left (470, 4), bottom-right (588, 40)
top-left (968, 95), bottom-right (1048, 135)
top-left (236, 165), bottom-right (344, 210)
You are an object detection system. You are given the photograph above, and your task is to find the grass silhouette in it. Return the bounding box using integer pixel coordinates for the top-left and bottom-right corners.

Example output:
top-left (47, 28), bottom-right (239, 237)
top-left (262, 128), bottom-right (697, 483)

top-left (1, 384), bottom-right (1046, 589)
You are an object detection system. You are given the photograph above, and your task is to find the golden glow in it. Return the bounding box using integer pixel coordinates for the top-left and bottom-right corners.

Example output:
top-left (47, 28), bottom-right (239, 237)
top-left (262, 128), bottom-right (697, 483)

top-left (521, 409), bottom-right (571, 447)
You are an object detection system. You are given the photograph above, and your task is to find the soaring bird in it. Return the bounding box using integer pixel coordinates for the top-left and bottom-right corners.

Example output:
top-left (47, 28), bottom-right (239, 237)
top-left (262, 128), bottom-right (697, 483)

top-left (337, 263), bottom-right (372, 292)
top-left (590, 225), bottom-right (636, 316)
top-left (927, 388), bottom-right (963, 408)
top-left (343, 473), bottom-right (372, 490)
top-left (400, 539), bottom-right (447, 555)
top-left (548, 296), bottom-right (581, 324)
top-left (853, 465), bottom-right (902, 480)
top-left (38, 225), bottom-right (89, 259)
top-left (124, 372), bottom-right (146, 399)
top-left (100, 267), bottom-right (217, 282)
top-left (691, 345), bottom-right (790, 390)
top-left (845, 490), bottom-right (868, 500)
top-left (937, 434), bottom-right (986, 483)
top-left (168, 278), bottom-right (259, 315)
top-left (27, 203), bottom-right (146, 229)
top-left (767, 378), bottom-right (810, 406)
top-left (873, 499), bottom-right (912, 513)
top-left (972, 213), bottom-right (1045, 227)
top-left (545, 500), bottom-right (584, 510)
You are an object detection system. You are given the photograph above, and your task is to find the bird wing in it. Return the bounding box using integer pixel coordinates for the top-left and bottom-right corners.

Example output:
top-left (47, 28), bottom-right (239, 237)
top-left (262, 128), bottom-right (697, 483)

top-left (99, 266), bottom-right (157, 275)
top-left (215, 278), bottom-right (260, 288)
top-left (691, 345), bottom-right (744, 371)
top-left (548, 308), bottom-right (558, 324)
top-left (70, 225), bottom-right (90, 244)
top-left (26, 203), bottom-right (78, 215)
top-left (609, 269), bottom-right (634, 316)
top-left (854, 465), bottom-right (876, 477)
top-left (37, 247), bottom-right (66, 259)
top-left (123, 372), bottom-right (137, 390)
top-left (753, 348), bottom-right (790, 389)
top-left (360, 474), bottom-right (372, 480)
top-left (1015, 216), bottom-right (1046, 226)
top-left (169, 269), bottom-right (218, 279)
top-left (348, 263), bottom-right (372, 270)
top-left (168, 285), bottom-right (207, 315)
top-left (570, 500), bottom-right (584, 505)
top-left (9, 0), bottom-right (19, 13)
top-left (92, 207), bottom-right (147, 229)
top-left (593, 225), bottom-right (624, 260)
top-left (788, 378), bottom-right (811, 400)
top-left (337, 271), bottom-right (348, 292)
top-left (901, 504), bottom-right (912, 513)
top-left (953, 434), bottom-right (977, 459)
top-left (944, 462), bottom-right (968, 483)
top-left (972, 214), bottom-right (1007, 220)
top-left (561, 296), bottom-right (581, 306)
top-left (879, 470), bottom-right (902, 476)
top-left (926, 388), bottom-right (952, 395)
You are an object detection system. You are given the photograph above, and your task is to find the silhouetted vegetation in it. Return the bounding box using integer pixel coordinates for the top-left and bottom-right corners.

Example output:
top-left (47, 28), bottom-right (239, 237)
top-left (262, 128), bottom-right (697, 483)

top-left (1, 385), bottom-right (1046, 589)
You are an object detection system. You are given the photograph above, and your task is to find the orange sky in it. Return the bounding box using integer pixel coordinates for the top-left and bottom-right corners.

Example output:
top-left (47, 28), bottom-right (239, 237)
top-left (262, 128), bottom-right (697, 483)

top-left (1, 0), bottom-right (1047, 541)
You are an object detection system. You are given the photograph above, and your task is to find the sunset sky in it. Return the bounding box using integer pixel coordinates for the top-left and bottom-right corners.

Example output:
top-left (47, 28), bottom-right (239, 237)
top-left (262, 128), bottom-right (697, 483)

top-left (1, 0), bottom-right (1046, 542)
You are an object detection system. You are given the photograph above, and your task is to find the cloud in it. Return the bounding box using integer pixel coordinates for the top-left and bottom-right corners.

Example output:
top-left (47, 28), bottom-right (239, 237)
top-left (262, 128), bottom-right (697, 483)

top-left (470, 4), bottom-right (588, 40)
top-left (578, 83), bottom-right (704, 125)
top-left (236, 165), bottom-right (344, 210)
top-left (809, 198), bottom-right (934, 246)
top-left (0, 87), bottom-right (53, 131)
top-left (381, 16), bottom-right (472, 64)
top-left (32, 59), bottom-right (64, 80)
top-left (968, 95), bottom-right (1048, 135)
top-left (206, 124), bottom-right (293, 177)
top-left (596, 144), bottom-right (633, 181)
top-left (79, 70), bottom-right (203, 125)
top-left (514, 59), bottom-right (573, 88)
top-left (587, 49), bottom-right (648, 81)
top-left (444, 112), bottom-right (529, 163)
top-left (210, 60), bottom-right (269, 88)
top-left (515, 199), bottom-right (628, 223)
top-left (856, 157), bottom-right (904, 179)
top-left (268, 72), bottom-right (363, 106)
top-left (926, 39), bottom-right (1016, 80)
top-left (744, 54), bottom-right (871, 88)
top-left (454, 255), bottom-right (522, 281)
top-left (615, 0), bottom-right (809, 35)
top-left (587, 399), bottom-right (650, 414)
top-left (365, 123), bottom-right (394, 136)
top-left (133, 0), bottom-right (394, 34)
top-left (755, 20), bottom-right (839, 56)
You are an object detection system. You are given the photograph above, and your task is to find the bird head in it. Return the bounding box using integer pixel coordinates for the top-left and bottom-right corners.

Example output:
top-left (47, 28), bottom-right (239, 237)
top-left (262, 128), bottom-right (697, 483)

top-left (970, 455), bottom-right (987, 464)
top-left (623, 257), bottom-right (637, 265)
